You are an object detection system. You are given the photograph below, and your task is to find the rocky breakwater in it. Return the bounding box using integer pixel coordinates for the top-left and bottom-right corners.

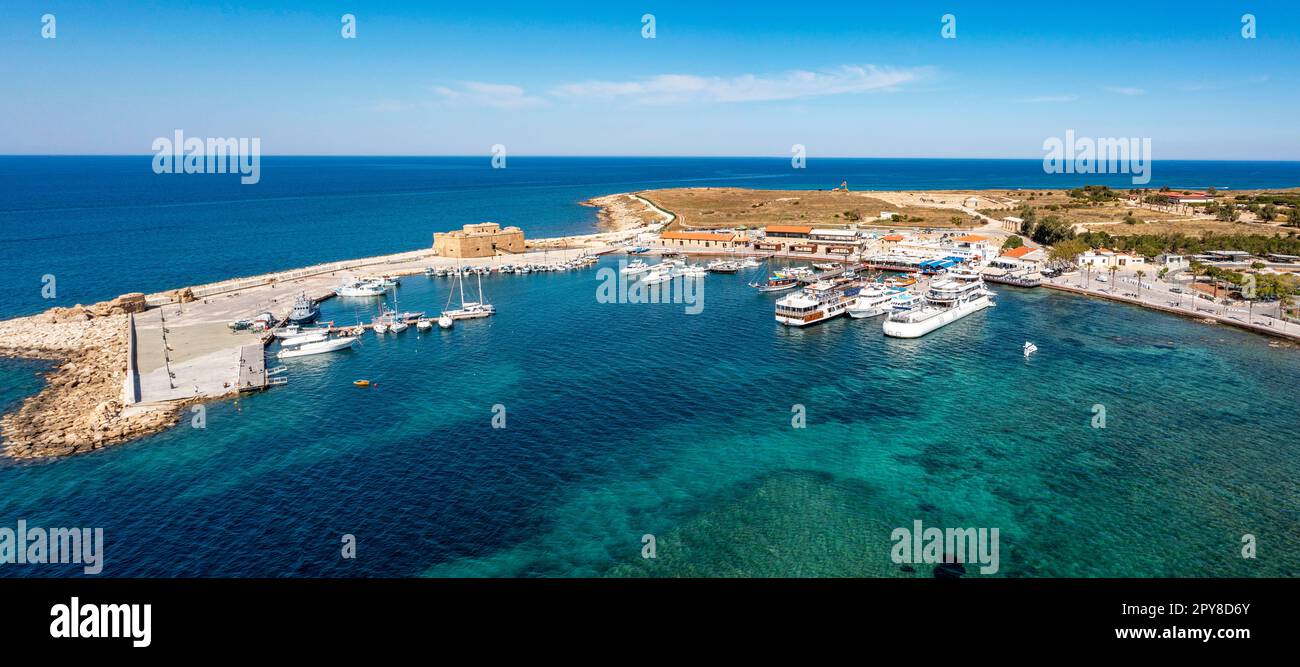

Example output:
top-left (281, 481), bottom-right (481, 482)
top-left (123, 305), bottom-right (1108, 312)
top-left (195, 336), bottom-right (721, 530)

top-left (0, 293), bottom-right (181, 459)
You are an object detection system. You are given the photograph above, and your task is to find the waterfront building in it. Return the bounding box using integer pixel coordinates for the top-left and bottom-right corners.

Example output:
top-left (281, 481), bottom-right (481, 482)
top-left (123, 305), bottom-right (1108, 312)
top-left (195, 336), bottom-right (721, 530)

top-left (1078, 248), bottom-right (1147, 269)
top-left (433, 222), bottom-right (525, 258)
top-left (948, 234), bottom-right (997, 262)
top-left (763, 225), bottom-right (812, 240)
top-left (1155, 254), bottom-right (1190, 271)
top-left (809, 228), bottom-right (863, 256)
top-left (994, 245), bottom-right (1045, 269)
top-left (660, 231), bottom-right (746, 250)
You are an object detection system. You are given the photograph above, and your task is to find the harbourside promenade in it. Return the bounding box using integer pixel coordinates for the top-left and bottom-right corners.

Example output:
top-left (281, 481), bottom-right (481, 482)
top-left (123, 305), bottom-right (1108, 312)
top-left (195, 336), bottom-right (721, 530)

top-left (1042, 275), bottom-right (1300, 343)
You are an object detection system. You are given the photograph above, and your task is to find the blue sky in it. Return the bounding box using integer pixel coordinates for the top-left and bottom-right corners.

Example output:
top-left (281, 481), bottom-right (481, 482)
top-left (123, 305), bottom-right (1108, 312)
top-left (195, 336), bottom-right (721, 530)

top-left (3, 1), bottom-right (1299, 158)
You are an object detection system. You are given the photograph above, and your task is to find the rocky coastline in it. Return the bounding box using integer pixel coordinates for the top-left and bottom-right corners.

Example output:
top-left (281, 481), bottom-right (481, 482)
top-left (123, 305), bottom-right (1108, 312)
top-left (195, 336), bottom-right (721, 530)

top-left (0, 294), bottom-right (180, 459)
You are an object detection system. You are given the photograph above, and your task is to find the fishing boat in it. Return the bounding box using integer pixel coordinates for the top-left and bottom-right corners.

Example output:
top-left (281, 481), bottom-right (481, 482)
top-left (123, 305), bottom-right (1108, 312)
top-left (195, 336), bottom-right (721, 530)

top-left (442, 262), bottom-right (497, 320)
top-left (336, 280), bottom-right (387, 297)
top-left (1023, 341), bottom-right (1038, 357)
top-left (286, 292), bottom-right (320, 325)
top-left (847, 286), bottom-right (896, 318)
top-left (620, 260), bottom-right (651, 275)
top-left (882, 275), bottom-right (995, 338)
top-left (774, 281), bottom-right (854, 326)
top-left (276, 336), bottom-right (355, 359)
top-left (749, 275), bottom-right (800, 293)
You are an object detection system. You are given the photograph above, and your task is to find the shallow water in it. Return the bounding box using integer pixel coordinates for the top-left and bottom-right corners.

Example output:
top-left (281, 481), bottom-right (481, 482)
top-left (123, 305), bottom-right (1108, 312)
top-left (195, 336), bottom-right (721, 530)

top-left (2, 265), bottom-right (1296, 577)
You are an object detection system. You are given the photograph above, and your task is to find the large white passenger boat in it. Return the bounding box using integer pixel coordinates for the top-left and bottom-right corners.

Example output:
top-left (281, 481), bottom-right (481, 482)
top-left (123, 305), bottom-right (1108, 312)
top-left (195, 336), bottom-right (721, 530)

top-left (774, 281), bottom-right (853, 327)
top-left (882, 274), bottom-right (995, 338)
top-left (847, 286), bottom-right (896, 319)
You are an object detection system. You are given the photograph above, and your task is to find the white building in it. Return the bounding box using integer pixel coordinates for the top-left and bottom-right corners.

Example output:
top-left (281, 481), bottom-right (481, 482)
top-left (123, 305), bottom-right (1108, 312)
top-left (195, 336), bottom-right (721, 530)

top-left (1078, 248), bottom-right (1147, 269)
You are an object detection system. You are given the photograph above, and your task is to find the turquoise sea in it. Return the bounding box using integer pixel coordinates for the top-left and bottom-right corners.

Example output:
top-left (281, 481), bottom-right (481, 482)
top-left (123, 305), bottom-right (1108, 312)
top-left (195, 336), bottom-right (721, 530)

top-left (1, 158), bottom-right (1298, 577)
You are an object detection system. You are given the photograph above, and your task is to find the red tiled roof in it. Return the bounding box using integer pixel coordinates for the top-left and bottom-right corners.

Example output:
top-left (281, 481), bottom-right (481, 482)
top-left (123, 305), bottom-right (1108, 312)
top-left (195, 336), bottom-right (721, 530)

top-left (765, 225), bottom-right (812, 234)
top-left (662, 231), bottom-right (740, 242)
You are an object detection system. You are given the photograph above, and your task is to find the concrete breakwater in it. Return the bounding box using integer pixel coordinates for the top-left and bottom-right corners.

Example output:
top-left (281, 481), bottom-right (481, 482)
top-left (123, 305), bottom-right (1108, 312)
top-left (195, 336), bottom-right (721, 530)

top-left (0, 296), bottom-right (182, 459)
top-left (0, 196), bottom-right (666, 459)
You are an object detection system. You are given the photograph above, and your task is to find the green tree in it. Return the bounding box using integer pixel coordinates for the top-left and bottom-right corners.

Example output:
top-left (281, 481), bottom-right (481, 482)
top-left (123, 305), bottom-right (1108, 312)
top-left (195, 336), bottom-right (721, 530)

top-left (1049, 238), bottom-right (1089, 261)
top-left (1002, 235), bottom-right (1024, 250)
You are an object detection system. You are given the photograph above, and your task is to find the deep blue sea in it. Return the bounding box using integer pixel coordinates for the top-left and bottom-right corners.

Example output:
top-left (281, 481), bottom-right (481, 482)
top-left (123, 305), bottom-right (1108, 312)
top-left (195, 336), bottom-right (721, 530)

top-left (1, 157), bottom-right (1298, 577)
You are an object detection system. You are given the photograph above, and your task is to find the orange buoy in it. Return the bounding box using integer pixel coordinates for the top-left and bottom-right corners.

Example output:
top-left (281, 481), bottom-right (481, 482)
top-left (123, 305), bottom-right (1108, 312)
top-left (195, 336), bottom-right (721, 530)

top-left (353, 380), bottom-right (370, 387)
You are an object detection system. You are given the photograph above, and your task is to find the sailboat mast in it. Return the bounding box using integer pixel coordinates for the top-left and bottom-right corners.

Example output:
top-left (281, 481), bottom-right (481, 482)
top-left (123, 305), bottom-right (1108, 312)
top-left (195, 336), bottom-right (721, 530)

top-left (458, 259), bottom-right (466, 306)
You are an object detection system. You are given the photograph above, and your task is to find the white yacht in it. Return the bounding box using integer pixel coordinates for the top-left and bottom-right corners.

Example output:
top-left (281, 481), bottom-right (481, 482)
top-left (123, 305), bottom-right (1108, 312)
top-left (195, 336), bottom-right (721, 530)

top-left (774, 281), bottom-right (854, 327)
top-left (620, 260), bottom-right (650, 275)
top-left (278, 331), bottom-right (330, 347)
top-left (882, 275), bottom-right (995, 338)
top-left (416, 318), bottom-right (433, 332)
top-left (437, 315), bottom-right (454, 329)
top-left (847, 286), bottom-right (896, 319)
top-left (276, 336), bottom-right (355, 359)
top-left (641, 264), bottom-right (676, 285)
top-left (336, 280), bottom-right (387, 297)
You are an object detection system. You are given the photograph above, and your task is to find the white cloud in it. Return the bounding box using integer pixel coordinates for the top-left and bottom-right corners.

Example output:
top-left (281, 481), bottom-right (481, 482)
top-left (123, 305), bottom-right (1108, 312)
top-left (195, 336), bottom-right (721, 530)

top-left (1103, 86), bottom-right (1145, 96)
top-left (549, 65), bottom-right (926, 104)
top-left (432, 81), bottom-right (548, 109)
top-left (1015, 94), bottom-right (1079, 104)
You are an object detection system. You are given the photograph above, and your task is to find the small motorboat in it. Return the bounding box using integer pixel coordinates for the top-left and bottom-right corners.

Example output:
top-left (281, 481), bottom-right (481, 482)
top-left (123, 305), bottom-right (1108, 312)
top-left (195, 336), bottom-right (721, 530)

top-left (750, 276), bottom-right (800, 293)
top-left (353, 380), bottom-right (371, 387)
top-left (1023, 341), bottom-right (1038, 357)
top-left (438, 315), bottom-right (454, 329)
top-left (416, 318), bottom-right (433, 331)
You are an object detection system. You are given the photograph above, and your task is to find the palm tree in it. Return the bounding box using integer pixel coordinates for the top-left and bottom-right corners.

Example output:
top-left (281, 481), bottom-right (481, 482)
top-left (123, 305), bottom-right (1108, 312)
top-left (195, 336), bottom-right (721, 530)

top-left (1108, 265), bottom-right (1119, 293)
top-left (1135, 269), bottom-right (1146, 292)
